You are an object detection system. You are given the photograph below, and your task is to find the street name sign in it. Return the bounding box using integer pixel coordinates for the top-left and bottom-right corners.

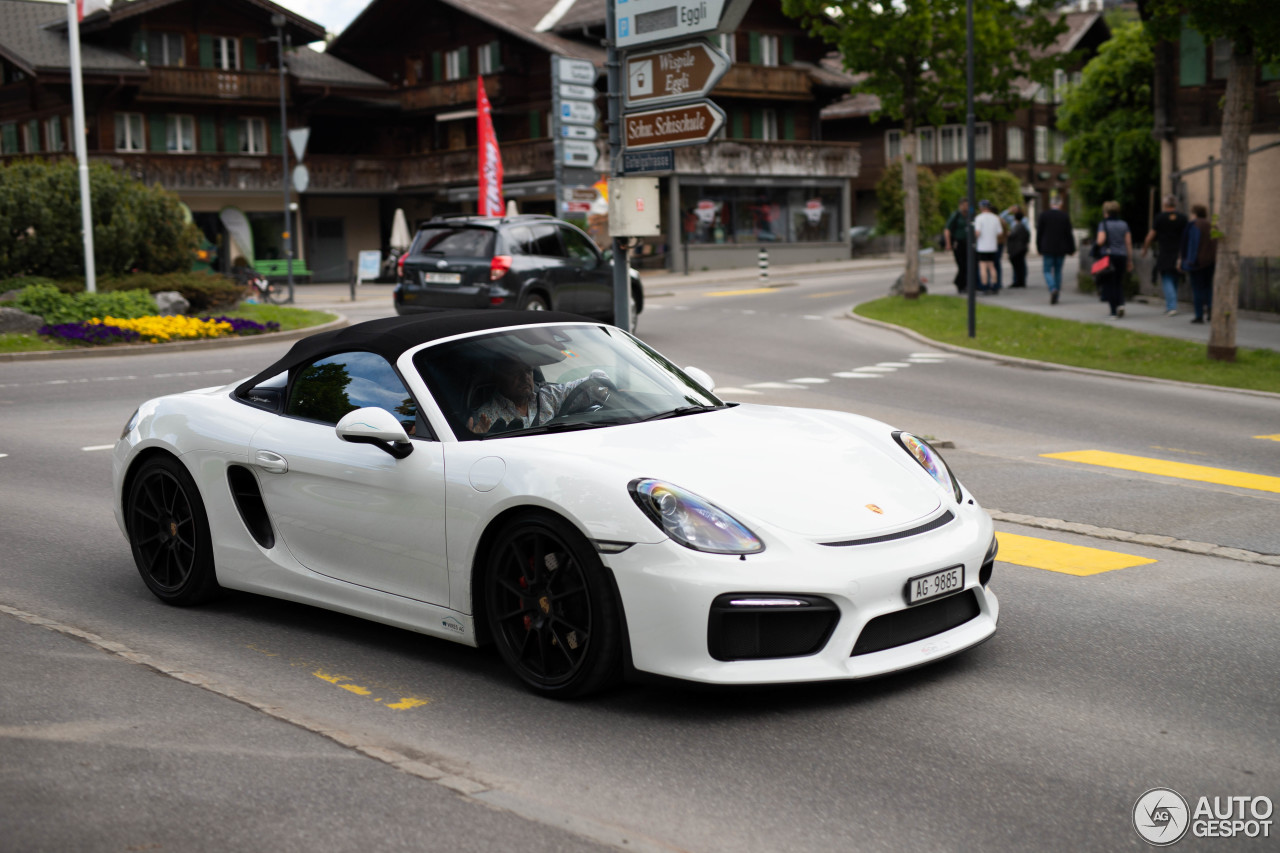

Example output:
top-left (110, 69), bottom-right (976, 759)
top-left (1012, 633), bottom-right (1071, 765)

top-left (624, 39), bottom-right (730, 108)
top-left (614, 0), bottom-right (752, 49)
top-left (562, 139), bottom-right (599, 167)
top-left (560, 124), bottom-right (598, 141)
top-left (624, 100), bottom-right (725, 150)
top-left (622, 148), bottom-right (674, 174)
top-left (556, 56), bottom-right (596, 85)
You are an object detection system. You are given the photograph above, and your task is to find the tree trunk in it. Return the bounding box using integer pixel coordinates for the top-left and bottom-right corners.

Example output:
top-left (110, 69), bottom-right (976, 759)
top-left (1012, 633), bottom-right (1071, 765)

top-left (1208, 48), bottom-right (1254, 362)
top-left (902, 133), bottom-right (920, 299)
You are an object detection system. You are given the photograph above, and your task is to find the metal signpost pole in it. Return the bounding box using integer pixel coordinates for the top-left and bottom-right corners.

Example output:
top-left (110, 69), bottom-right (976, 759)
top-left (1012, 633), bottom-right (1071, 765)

top-left (66, 0), bottom-right (96, 293)
top-left (274, 15), bottom-right (294, 303)
top-left (965, 0), bottom-right (977, 338)
top-left (607, 1), bottom-right (630, 331)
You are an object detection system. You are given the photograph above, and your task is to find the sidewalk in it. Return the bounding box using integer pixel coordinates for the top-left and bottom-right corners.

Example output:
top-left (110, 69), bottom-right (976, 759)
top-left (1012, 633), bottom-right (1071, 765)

top-left (294, 255), bottom-right (1278, 353)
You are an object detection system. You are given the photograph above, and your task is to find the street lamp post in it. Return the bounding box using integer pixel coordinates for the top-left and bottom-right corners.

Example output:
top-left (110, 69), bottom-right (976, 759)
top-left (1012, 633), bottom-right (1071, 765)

top-left (272, 14), bottom-right (294, 303)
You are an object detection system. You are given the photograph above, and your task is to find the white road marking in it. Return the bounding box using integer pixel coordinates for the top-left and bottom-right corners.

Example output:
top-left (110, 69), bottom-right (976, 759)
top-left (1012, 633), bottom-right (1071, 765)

top-left (0, 453), bottom-right (8, 459)
top-left (853, 366), bottom-right (898, 373)
top-left (746, 382), bottom-right (809, 390)
top-left (832, 372), bottom-right (882, 379)
top-left (714, 387), bottom-right (762, 396)
top-left (907, 358), bottom-right (946, 364)
top-left (0, 369), bottom-right (230, 391)
top-left (877, 362), bottom-right (912, 368)
top-left (802, 315), bottom-right (825, 320)
top-left (787, 378), bottom-right (829, 384)
top-left (81, 445), bottom-right (114, 452)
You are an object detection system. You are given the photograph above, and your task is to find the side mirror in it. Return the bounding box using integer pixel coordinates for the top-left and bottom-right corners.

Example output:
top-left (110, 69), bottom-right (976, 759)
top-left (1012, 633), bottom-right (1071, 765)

top-left (336, 407), bottom-right (413, 459)
top-left (683, 366), bottom-right (715, 393)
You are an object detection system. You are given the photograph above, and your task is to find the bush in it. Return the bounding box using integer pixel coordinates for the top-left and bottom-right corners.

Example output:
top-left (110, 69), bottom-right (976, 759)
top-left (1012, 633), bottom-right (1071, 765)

top-left (875, 160), bottom-right (943, 247)
top-left (11, 271), bottom-right (242, 314)
top-left (936, 169), bottom-right (1023, 220)
top-left (13, 283), bottom-right (157, 324)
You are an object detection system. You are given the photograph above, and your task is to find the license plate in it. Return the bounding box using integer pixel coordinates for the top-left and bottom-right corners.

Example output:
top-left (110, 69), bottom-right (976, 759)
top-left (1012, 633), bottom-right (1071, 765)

top-left (906, 565), bottom-right (964, 605)
top-left (422, 271), bottom-right (461, 284)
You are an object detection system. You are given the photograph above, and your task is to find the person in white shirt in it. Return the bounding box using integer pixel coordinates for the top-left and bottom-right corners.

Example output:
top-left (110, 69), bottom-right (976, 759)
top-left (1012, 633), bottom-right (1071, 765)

top-left (972, 200), bottom-right (1004, 294)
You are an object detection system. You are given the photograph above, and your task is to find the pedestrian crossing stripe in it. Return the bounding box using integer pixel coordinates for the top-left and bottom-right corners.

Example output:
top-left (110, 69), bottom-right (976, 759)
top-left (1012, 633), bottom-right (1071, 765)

top-left (1041, 450), bottom-right (1280, 494)
top-left (995, 532), bottom-right (1156, 576)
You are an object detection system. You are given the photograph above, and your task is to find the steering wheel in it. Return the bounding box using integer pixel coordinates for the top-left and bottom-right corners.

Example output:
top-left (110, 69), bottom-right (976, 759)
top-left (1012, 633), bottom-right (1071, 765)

top-left (558, 376), bottom-right (618, 416)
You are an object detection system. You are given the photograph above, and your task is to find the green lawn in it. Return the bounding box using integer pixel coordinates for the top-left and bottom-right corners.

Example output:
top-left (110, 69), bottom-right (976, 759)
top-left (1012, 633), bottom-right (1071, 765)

top-left (854, 295), bottom-right (1280, 394)
top-left (0, 304), bottom-right (337, 354)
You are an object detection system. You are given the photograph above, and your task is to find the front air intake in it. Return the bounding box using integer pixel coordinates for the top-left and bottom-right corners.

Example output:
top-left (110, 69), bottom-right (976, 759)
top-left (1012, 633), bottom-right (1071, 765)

top-left (707, 594), bottom-right (839, 661)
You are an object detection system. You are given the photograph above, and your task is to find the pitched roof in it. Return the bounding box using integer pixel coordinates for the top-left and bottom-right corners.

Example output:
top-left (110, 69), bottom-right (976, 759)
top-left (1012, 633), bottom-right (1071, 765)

top-left (83, 0), bottom-right (325, 44)
top-left (0, 0), bottom-right (145, 75)
top-left (286, 45), bottom-right (390, 89)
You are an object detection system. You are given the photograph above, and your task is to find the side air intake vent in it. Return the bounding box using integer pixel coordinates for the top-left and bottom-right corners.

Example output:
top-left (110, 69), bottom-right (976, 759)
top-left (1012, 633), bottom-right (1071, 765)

top-left (227, 465), bottom-right (275, 549)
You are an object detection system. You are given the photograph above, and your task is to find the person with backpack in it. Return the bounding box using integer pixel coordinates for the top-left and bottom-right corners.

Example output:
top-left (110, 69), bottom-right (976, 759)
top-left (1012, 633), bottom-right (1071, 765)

top-left (1093, 201), bottom-right (1133, 319)
top-left (1178, 204), bottom-right (1217, 324)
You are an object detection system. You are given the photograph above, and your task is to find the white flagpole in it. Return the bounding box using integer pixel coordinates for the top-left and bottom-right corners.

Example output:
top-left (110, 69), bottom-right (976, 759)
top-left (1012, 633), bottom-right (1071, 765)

top-left (67, 0), bottom-right (96, 292)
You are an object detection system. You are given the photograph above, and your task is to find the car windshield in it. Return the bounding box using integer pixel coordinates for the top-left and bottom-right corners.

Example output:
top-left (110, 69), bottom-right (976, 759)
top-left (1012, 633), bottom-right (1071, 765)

top-left (413, 324), bottom-right (724, 440)
top-left (411, 226), bottom-right (495, 258)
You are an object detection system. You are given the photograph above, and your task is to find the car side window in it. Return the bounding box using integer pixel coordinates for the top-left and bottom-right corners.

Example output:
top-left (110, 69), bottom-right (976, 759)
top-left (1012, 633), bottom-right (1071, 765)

top-left (560, 226), bottom-right (600, 265)
top-left (505, 225), bottom-right (535, 256)
top-left (528, 223), bottom-right (566, 258)
top-left (286, 351), bottom-right (421, 435)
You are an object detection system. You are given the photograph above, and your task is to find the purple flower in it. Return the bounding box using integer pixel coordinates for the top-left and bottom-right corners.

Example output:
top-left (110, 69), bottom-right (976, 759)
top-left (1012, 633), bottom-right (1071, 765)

top-left (203, 316), bottom-right (281, 335)
top-left (39, 323), bottom-right (140, 345)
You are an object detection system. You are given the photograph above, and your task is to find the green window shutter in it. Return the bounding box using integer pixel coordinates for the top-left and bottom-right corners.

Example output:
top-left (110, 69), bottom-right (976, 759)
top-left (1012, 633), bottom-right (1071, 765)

top-left (783, 110), bottom-right (795, 140)
top-left (751, 109), bottom-right (763, 139)
top-left (269, 117), bottom-right (282, 155)
top-left (131, 31), bottom-right (147, 62)
top-left (242, 37), bottom-right (257, 71)
top-left (748, 32), bottom-right (761, 65)
top-left (431, 51), bottom-right (442, 81)
top-left (528, 110), bottom-right (541, 138)
top-left (149, 114), bottom-right (167, 152)
top-left (781, 34), bottom-right (794, 65)
top-left (1263, 62), bottom-right (1280, 81)
top-left (491, 41), bottom-right (502, 71)
top-left (1180, 23), bottom-right (1206, 86)
top-left (459, 47), bottom-right (470, 78)
top-left (223, 119), bottom-right (238, 153)
top-left (1, 123), bottom-right (17, 154)
top-left (731, 110), bottom-right (743, 139)
top-left (199, 34), bottom-right (214, 68)
top-left (199, 116), bottom-right (218, 152)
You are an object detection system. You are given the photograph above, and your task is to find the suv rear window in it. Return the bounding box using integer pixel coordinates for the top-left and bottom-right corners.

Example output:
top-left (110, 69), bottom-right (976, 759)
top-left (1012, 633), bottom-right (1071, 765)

top-left (411, 226), bottom-right (496, 258)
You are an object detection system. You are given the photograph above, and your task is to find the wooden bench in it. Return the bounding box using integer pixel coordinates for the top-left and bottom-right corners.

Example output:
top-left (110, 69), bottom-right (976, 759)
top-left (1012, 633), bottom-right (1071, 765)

top-left (252, 259), bottom-right (313, 281)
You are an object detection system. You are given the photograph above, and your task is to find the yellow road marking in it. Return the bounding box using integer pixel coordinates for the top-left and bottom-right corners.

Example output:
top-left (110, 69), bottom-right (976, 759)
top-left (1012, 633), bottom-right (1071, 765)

top-left (705, 287), bottom-right (778, 296)
top-left (1041, 450), bottom-right (1280, 494)
top-left (996, 532), bottom-right (1156, 576)
top-left (805, 289), bottom-right (854, 298)
top-left (313, 669), bottom-right (431, 710)
top-left (1255, 434), bottom-right (1280, 442)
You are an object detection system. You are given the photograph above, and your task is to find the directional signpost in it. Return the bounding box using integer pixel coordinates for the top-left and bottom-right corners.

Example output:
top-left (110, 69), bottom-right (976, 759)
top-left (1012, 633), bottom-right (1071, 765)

top-left (614, 0), bottom-right (751, 49)
top-left (624, 100), bottom-right (725, 150)
top-left (624, 39), bottom-right (732, 109)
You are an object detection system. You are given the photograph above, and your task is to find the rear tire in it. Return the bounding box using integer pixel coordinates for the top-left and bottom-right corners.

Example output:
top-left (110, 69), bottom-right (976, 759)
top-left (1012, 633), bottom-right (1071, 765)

top-left (125, 455), bottom-right (220, 606)
top-left (483, 513), bottom-right (621, 698)
top-left (522, 293), bottom-right (549, 311)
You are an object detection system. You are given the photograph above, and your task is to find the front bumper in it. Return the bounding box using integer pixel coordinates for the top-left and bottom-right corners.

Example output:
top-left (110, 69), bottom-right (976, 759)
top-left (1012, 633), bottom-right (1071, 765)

top-left (603, 505), bottom-right (998, 684)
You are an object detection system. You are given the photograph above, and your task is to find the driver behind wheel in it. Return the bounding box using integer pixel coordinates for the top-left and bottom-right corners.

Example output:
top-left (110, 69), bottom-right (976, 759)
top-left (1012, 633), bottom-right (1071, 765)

top-left (467, 354), bottom-right (611, 435)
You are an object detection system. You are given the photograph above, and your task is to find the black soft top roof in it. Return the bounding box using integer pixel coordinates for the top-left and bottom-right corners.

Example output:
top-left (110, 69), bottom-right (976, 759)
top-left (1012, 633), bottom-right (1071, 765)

top-left (234, 309), bottom-right (592, 396)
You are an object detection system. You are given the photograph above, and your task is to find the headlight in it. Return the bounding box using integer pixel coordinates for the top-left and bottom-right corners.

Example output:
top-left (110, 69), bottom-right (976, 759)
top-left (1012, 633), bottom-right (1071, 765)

top-left (893, 432), bottom-right (963, 502)
top-left (629, 479), bottom-right (763, 555)
top-left (120, 408), bottom-right (140, 439)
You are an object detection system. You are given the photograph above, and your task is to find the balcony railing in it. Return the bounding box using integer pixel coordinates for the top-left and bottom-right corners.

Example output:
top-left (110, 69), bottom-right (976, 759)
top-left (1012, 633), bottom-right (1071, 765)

top-left (712, 64), bottom-right (812, 100)
top-left (400, 74), bottom-right (513, 111)
top-left (138, 67), bottom-right (282, 101)
top-left (675, 139), bottom-right (860, 178)
top-left (398, 139), bottom-right (555, 187)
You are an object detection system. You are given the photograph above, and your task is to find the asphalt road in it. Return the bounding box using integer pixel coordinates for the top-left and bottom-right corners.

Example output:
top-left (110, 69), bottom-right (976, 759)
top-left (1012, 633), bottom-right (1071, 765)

top-left (1, 266), bottom-right (1277, 852)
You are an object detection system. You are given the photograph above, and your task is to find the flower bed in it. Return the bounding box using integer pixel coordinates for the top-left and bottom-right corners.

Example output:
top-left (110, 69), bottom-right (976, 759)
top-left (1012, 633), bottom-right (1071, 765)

top-left (39, 314), bottom-right (280, 346)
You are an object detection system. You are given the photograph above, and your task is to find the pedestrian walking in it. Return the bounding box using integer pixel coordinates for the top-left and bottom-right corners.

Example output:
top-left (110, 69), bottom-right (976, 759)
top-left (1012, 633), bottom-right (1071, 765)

top-left (973, 200), bottom-right (1003, 294)
top-left (1036, 198), bottom-right (1076, 304)
top-left (1005, 206), bottom-right (1030, 289)
top-left (1141, 195), bottom-right (1188, 316)
top-left (944, 199), bottom-right (970, 293)
top-left (1178, 203), bottom-right (1217, 324)
top-left (1093, 200), bottom-right (1133, 319)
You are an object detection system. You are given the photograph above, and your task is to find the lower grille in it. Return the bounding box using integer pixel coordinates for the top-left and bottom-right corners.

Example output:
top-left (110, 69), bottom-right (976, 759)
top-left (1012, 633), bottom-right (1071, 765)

top-left (708, 594), bottom-right (839, 661)
top-left (851, 590), bottom-right (980, 657)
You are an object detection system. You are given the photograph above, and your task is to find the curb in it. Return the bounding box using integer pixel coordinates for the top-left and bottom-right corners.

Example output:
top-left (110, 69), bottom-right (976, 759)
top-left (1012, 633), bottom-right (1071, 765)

top-left (0, 312), bottom-right (349, 362)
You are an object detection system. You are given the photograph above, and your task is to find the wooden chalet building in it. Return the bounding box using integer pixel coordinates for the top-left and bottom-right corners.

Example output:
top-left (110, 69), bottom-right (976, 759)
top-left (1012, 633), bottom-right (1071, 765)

top-left (821, 10), bottom-right (1110, 236)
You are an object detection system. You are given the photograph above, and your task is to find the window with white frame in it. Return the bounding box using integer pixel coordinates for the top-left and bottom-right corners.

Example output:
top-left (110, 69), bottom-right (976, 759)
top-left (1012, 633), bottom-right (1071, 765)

top-left (718, 33), bottom-right (737, 62)
top-left (237, 117), bottom-right (266, 154)
top-left (973, 123), bottom-right (991, 160)
top-left (758, 109), bottom-right (778, 141)
top-left (885, 129), bottom-right (901, 162)
top-left (147, 32), bottom-right (184, 67)
top-left (917, 127), bottom-right (936, 164)
top-left (166, 114), bottom-right (195, 153)
top-left (1053, 69), bottom-right (1068, 103)
top-left (1071, 71), bottom-right (1082, 88)
top-left (22, 119), bottom-right (38, 152)
top-left (214, 36), bottom-right (239, 71)
top-left (115, 112), bottom-right (145, 151)
top-left (477, 41), bottom-right (499, 75)
top-left (939, 125), bottom-right (966, 163)
top-left (1034, 83), bottom-right (1049, 104)
top-left (1051, 129), bottom-right (1066, 163)
top-left (1034, 126), bottom-right (1048, 162)
top-left (45, 116), bottom-right (65, 152)
top-left (758, 34), bottom-right (779, 67)
top-left (1007, 126), bottom-right (1024, 161)
top-left (445, 48), bottom-right (465, 81)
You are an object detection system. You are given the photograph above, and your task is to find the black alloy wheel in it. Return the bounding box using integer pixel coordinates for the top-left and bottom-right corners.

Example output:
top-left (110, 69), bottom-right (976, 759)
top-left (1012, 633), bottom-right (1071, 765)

top-left (484, 514), bottom-right (621, 698)
top-left (126, 456), bottom-right (220, 605)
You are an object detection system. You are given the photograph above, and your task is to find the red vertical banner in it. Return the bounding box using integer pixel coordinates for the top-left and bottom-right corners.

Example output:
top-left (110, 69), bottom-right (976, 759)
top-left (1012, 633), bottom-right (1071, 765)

top-left (476, 77), bottom-right (504, 216)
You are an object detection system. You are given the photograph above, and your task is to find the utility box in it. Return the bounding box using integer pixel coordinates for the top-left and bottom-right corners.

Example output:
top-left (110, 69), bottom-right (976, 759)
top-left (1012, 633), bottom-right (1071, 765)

top-left (608, 177), bottom-right (661, 236)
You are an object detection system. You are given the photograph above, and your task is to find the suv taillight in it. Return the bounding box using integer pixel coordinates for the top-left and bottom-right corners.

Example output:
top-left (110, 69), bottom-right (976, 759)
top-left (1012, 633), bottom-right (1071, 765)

top-left (490, 254), bottom-right (513, 281)
top-left (396, 251), bottom-right (408, 279)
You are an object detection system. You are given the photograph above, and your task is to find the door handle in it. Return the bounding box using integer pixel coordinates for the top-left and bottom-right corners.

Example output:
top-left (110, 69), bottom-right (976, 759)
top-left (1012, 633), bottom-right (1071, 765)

top-left (254, 450), bottom-right (288, 473)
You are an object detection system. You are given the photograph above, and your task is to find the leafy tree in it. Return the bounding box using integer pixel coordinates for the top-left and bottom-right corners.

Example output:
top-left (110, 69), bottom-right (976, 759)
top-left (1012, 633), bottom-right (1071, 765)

top-left (875, 161), bottom-right (942, 246)
top-left (936, 168), bottom-right (1023, 222)
top-left (782, 0), bottom-right (1065, 298)
top-left (1142, 0), bottom-right (1280, 361)
top-left (0, 159), bottom-right (199, 280)
top-left (1056, 21), bottom-right (1158, 236)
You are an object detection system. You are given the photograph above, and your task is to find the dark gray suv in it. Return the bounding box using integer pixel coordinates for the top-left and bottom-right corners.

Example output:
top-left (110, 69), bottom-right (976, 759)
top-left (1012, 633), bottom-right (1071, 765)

top-left (393, 214), bottom-right (642, 331)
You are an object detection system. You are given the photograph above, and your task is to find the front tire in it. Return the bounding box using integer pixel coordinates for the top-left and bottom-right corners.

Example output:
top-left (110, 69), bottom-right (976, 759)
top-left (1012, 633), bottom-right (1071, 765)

top-left (125, 455), bottom-right (220, 605)
top-left (521, 293), bottom-right (549, 311)
top-left (483, 513), bottom-right (621, 698)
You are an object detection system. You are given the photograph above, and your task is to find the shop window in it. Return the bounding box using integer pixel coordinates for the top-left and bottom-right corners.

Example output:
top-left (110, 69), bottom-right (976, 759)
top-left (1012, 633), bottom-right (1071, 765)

top-left (680, 184), bottom-right (842, 245)
top-left (115, 112), bottom-right (145, 152)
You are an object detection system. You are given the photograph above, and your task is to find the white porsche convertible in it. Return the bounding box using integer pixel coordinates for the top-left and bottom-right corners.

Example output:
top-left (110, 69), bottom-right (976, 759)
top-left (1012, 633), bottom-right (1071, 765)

top-left (114, 311), bottom-right (998, 697)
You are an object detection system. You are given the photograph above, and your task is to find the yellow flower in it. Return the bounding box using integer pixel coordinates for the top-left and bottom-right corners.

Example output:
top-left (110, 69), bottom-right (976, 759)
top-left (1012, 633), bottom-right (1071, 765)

top-left (91, 315), bottom-right (234, 343)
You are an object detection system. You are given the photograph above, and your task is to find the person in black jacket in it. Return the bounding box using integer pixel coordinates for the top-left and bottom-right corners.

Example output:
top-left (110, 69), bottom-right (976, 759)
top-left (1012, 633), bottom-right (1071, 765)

top-left (1036, 198), bottom-right (1076, 304)
top-left (1178, 204), bottom-right (1217, 324)
top-left (1006, 206), bottom-right (1030, 288)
